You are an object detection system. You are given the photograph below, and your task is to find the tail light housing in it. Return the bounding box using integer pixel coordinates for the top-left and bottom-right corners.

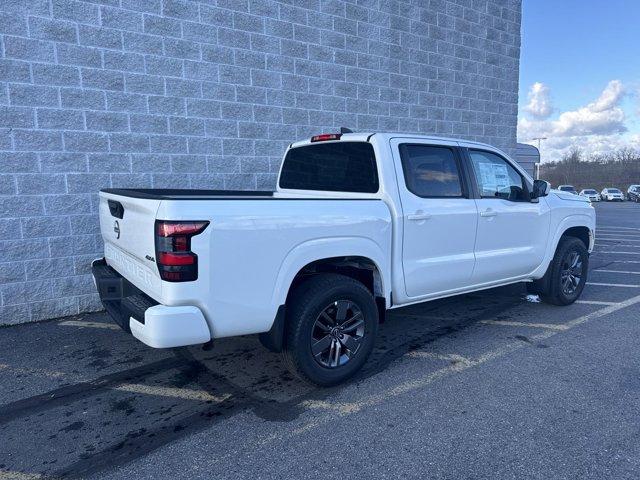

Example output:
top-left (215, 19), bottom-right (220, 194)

top-left (155, 220), bottom-right (209, 282)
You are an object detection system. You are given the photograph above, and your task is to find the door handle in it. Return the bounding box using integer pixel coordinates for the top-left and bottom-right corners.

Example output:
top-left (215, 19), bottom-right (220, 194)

top-left (480, 210), bottom-right (497, 218)
top-left (407, 212), bottom-right (432, 221)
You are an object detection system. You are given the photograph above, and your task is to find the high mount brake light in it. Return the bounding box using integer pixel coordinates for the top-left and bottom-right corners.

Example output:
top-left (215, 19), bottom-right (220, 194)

top-left (310, 133), bottom-right (341, 142)
top-left (155, 220), bottom-right (209, 282)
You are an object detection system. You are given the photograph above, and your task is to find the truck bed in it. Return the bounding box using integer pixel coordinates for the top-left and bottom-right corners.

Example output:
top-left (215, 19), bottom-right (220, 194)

top-left (101, 188), bottom-right (274, 200)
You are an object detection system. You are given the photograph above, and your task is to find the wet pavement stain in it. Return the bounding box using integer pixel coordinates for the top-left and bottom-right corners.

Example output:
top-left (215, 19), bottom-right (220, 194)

top-left (514, 334), bottom-right (550, 349)
top-left (0, 289), bottom-right (527, 479)
top-left (60, 421), bottom-right (85, 433)
top-left (110, 397), bottom-right (136, 416)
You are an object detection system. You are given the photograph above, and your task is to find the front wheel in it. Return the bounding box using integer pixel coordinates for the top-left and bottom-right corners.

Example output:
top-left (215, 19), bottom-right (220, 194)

top-left (282, 274), bottom-right (378, 386)
top-left (536, 237), bottom-right (589, 305)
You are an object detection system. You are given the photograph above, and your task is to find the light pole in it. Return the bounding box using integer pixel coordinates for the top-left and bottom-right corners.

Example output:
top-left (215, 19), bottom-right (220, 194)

top-left (532, 136), bottom-right (547, 151)
top-left (531, 137), bottom-right (547, 179)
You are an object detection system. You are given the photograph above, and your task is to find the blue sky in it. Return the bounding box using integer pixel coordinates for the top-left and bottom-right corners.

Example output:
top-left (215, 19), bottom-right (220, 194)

top-left (518, 0), bottom-right (640, 161)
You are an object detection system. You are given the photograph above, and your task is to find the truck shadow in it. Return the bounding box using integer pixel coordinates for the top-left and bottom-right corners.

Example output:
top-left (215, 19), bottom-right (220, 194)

top-left (1, 285), bottom-right (526, 479)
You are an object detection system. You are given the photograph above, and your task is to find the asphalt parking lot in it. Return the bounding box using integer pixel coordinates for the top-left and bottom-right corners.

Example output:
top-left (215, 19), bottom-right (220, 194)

top-left (1, 201), bottom-right (640, 479)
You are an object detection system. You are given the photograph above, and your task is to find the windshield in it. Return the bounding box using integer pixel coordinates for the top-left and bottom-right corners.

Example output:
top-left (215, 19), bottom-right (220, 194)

top-left (584, 190), bottom-right (597, 194)
top-left (608, 188), bottom-right (621, 193)
top-left (559, 186), bottom-right (575, 191)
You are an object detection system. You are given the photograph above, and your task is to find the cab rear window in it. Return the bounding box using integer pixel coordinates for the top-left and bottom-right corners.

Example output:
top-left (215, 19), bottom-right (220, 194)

top-left (279, 142), bottom-right (379, 193)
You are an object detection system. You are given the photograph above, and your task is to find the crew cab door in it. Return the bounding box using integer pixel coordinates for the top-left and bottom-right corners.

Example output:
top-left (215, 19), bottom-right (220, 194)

top-left (465, 148), bottom-right (550, 284)
top-left (391, 139), bottom-right (478, 298)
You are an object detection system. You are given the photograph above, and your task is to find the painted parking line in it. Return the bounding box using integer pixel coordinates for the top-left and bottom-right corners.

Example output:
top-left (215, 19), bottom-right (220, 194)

top-left (595, 269), bottom-right (640, 275)
top-left (595, 242), bottom-right (640, 245)
top-left (597, 236), bottom-right (640, 239)
top-left (593, 251), bottom-right (640, 255)
top-left (390, 313), bottom-right (453, 322)
top-left (596, 239), bottom-right (640, 243)
top-left (596, 238), bottom-right (640, 242)
top-left (0, 471), bottom-right (43, 479)
top-left (595, 244), bottom-right (640, 248)
top-left (259, 293), bottom-right (640, 447)
top-left (301, 399), bottom-right (361, 415)
top-left (404, 351), bottom-right (473, 365)
top-left (596, 238), bottom-right (640, 241)
top-left (58, 320), bottom-right (119, 330)
top-left (586, 282), bottom-right (640, 288)
top-left (596, 226), bottom-right (640, 231)
top-left (480, 320), bottom-right (569, 331)
top-left (576, 300), bottom-right (618, 306)
top-left (0, 363), bottom-right (67, 379)
top-left (113, 383), bottom-right (231, 403)
top-left (597, 226), bottom-right (640, 229)
top-left (597, 234), bottom-right (640, 238)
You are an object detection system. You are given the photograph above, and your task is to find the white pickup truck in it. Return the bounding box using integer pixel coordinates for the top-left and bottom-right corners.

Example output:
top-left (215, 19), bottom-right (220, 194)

top-left (93, 132), bottom-right (595, 385)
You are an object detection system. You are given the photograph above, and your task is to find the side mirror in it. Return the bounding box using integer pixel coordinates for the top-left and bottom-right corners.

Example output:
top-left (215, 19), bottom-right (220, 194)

top-left (532, 179), bottom-right (551, 199)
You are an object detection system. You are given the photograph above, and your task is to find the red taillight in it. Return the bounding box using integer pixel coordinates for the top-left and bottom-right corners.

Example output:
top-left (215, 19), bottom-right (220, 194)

top-left (310, 133), bottom-right (341, 142)
top-left (156, 221), bottom-right (208, 237)
top-left (157, 252), bottom-right (195, 266)
top-left (155, 220), bottom-right (209, 282)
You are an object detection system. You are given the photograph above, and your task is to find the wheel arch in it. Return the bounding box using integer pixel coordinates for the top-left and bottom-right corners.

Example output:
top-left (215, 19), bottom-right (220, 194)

top-left (260, 239), bottom-right (390, 353)
top-left (561, 225), bottom-right (591, 249)
top-left (551, 215), bottom-right (595, 254)
top-left (272, 237), bottom-right (391, 309)
top-left (531, 214), bottom-right (595, 279)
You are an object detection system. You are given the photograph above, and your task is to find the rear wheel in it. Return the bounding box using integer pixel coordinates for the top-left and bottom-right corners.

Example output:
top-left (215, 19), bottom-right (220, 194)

top-left (532, 237), bottom-right (589, 306)
top-left (282, 274), bottom-right (378, 386)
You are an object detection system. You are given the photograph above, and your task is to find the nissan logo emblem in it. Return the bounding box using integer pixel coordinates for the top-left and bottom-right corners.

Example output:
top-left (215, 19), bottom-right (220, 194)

top-left (113, 220), bottom-right (120, 239)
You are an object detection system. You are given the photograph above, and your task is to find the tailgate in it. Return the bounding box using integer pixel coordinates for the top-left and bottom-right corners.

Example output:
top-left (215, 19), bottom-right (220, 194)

top-left (99, 191), bottom-right (162, 300)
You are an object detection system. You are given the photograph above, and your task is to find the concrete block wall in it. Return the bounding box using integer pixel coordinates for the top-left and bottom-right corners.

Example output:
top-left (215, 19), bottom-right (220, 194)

top-left (0, 0), bottom-right (521, 324)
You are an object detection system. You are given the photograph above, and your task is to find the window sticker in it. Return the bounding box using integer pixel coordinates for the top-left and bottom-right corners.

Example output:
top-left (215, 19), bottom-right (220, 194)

top-left (477, 161), bottom-right (510, 195)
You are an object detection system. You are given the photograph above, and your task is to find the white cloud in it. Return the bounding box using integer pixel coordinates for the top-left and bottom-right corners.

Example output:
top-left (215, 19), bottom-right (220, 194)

top-left (591, 80), bottom-right (625, 112)
top-left (524, 82), bottom-right (553, 119)
top-left (518, 80), bottom-right (631, 161)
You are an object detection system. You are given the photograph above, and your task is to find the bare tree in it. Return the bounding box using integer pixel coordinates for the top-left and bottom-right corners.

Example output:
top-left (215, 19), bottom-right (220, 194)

top-left (539, 147), bottom-right (640, 191)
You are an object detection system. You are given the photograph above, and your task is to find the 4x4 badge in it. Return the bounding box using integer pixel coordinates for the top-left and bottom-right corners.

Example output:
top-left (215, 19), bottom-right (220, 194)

top-left (113, 220), bottom-right (120, 239)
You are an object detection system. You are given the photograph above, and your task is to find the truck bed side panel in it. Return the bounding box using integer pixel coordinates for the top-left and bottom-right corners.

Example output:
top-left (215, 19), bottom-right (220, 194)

top-left (156, 199), bottom-right (392, 338)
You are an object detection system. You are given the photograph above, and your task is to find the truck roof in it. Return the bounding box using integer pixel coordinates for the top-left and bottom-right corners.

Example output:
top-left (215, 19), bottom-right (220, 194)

top-left (289, 132), bottom-right (497, 150)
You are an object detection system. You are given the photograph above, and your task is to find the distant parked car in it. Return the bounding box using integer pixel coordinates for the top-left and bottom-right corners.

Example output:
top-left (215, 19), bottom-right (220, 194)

top-left (558, 185), bottom-right (578, 195)
top-left (601, 188), bottom-right (624, 201)
top-left (627, 185), bottom-right (640, 202)
top-left (579, 189), bottom-right (600, 202)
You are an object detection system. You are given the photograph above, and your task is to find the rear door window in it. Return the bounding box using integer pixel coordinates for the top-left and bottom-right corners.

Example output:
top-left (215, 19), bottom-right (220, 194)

top-left (279, 142), bottom-right (378, 193)
top-left (398, 144), bottom-right (464, 198)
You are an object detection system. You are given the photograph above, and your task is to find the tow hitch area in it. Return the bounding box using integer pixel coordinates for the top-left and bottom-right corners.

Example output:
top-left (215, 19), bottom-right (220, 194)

top-left (91, 258), bottom-right (158, 332)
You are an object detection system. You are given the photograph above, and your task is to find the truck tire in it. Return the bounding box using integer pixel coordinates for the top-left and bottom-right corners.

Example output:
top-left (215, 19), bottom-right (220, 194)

top-left (532, 237), bottom-right (589, 306)
top-left (282, 273), bottom-right (378, 386)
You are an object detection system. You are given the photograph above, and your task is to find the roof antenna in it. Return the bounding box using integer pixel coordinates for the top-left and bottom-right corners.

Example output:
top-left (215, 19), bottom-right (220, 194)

top-left (340, 127), bottom-right (353, 134)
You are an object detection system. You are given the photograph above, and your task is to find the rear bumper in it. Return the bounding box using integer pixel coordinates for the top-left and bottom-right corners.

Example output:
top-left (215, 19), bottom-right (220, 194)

top-left (91, 258), bottom-right (211, 348)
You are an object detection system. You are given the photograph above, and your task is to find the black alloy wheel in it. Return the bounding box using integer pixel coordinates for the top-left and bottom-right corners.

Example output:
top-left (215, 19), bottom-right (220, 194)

top-left (311, 300), bottom-right (365, 368)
